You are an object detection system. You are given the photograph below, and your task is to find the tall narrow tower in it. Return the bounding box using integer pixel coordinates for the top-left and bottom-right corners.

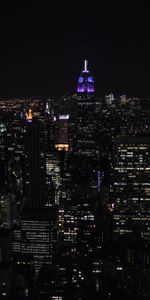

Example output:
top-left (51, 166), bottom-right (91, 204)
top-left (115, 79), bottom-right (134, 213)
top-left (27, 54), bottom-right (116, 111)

top-left (77, 60), bottom-right (94, 94)
top-left (75, 60), bottom-right (96, 157)
top-left (25, 119), bottom-right (46, 209)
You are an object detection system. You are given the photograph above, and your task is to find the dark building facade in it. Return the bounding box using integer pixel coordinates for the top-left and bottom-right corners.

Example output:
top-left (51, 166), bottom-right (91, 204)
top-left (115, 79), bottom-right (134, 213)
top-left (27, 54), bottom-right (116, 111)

top-left (25, 119), bottom-right (47, 209)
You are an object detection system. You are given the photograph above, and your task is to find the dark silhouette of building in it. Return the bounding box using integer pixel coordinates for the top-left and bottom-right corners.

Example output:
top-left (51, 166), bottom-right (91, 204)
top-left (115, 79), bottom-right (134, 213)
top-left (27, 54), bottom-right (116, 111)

top-left (25, 118), bottom-right (47, 209)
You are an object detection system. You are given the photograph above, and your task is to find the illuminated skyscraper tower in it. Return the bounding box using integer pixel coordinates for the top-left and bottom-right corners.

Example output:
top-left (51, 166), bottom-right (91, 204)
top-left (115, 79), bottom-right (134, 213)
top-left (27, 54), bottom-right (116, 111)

top-left (113, 136), bottom-right (150, 241)
top-left (75, 60), bottom-right (96, 157)
top-left (77, 60), bottom-right (94, 94)
top-left (55, 114), bottom-right (69, 152)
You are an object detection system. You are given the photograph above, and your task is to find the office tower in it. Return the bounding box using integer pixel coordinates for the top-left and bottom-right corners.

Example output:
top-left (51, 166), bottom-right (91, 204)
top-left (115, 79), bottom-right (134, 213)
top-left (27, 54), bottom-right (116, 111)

top-left (12, 209), bottom-right (57, 298)
top-left (75, 60), bottom-right (96, 157)
top-left (77, 59), bottom-right (94, 94)
top-left (113, 136), bottom-right (150, 241)
top-left (55, 189), bottom-right (106, 299)
top-left (8, 114), bottom-right (26, 208)
top-left (13, 210), bottom-right (57, 273)
top-left (0, 122), bottom-right (8, 192)
top-left (46, 153), bottom-right (61, 206)
top-left (25, 118), bottom-right (47, 209)
top-left (55, 114), bottom-right (69, 152)
top-left (0, 194), bottom-right (12, 299)
top-left (53, 113), bottom-right (71, 206)
top-left (12, 115), bottom-right (57, 299)
top-left (0, 123), bottom-right (14, 299)
top-left (0, 194), bottom-right (11, 230)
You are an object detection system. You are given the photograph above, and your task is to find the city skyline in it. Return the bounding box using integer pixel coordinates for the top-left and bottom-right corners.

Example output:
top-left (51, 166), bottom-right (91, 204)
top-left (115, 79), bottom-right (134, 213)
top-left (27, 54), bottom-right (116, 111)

top-left (1, 5), bottom-right (150, 298)
top-left (0, 88), bottom-right (150, 299)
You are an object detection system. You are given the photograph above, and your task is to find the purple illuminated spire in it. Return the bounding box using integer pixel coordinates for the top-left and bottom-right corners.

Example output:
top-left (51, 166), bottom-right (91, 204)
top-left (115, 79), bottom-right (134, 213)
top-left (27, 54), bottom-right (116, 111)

top-left (77, 60), bottom-right (95, 93)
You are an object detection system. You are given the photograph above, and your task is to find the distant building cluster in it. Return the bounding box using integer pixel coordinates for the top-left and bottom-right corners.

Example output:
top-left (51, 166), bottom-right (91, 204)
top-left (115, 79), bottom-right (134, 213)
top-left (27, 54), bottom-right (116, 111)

top-left (0, 61), bottom-right (150, 299)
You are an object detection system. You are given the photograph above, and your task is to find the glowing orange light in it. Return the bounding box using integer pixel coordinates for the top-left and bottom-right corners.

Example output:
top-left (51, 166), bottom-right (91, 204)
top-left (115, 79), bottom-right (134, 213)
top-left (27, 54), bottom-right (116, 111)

top-left (26, 109), bottom-right (33, 121)
top-left (55, 144), bottom-right (69, 151)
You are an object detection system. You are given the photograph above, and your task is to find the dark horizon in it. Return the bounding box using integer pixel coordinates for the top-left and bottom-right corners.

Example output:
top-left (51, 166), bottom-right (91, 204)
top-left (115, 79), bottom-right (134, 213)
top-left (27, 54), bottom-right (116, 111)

top-left (1, 3), bottom-right (150, 98)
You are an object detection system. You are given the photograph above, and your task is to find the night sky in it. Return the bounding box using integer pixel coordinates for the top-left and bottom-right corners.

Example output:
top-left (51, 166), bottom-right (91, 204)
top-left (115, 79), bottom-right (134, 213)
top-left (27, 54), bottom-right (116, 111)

top-left (0, 3), bottom-right (150, 97)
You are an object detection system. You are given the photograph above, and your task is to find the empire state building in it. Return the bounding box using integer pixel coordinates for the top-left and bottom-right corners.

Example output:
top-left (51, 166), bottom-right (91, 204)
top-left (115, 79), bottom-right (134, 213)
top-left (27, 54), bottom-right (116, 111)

top-left (75, 60), bottom-right (96, 157)
top-left (77, 59), bottom-right (95, 94)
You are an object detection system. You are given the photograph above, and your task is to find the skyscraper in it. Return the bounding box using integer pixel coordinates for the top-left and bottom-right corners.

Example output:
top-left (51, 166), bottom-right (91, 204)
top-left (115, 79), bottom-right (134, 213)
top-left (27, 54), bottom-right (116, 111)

top-left (12, 116), bottom-right (57, 298)
top-left (113, 136), bottom-right (150, 241)
top-left (0, 194), bottom-right (12, 299)
top-left (74, 60), bottom-right (96, 157)
top-left (55, 114), bottom-right (69, 152)
top-left (0, 122), bottom-right (8, 192)
top-left (77, 60), bottom-right (94, 94)
top-left (25, 118), bottom-right (47, 209)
